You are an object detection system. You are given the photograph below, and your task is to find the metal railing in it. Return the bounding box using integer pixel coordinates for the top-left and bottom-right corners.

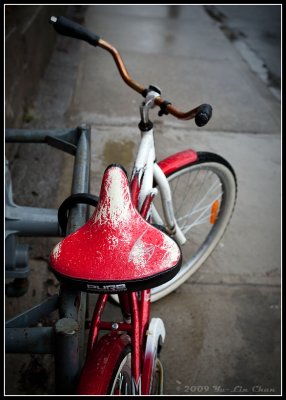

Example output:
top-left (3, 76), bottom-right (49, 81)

top-left (5, 124), bottom-right (91, 394)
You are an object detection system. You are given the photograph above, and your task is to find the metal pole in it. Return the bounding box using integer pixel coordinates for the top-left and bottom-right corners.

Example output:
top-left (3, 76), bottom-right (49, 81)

top-left (5, 128), bottom-right (79, 143)
top-left (55, 125), bottom-right (91, 394)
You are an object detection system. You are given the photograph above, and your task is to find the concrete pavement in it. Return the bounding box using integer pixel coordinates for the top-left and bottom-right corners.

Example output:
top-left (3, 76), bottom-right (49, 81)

top-left (5, 5), bottom-right (281, 395)
top-left (208, 4), bottom-right (281, 100)
top-left (67, 5), bottom-right (281, 395)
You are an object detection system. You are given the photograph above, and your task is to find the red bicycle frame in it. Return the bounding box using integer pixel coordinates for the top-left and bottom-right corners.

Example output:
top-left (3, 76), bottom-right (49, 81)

top-left (75, 171), bottom-right (157, 395)
top-left (75, 147), bottom-right (200, 395)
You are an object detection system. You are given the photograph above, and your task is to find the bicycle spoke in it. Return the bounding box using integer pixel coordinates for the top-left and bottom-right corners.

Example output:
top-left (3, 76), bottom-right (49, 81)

top-left (190, 180), bottom-right (222, 212)
top-left (181, 193), bottom-right (222, 234)
top-left (177, 197), bottom-right (222, 223)
top-left (173, 168), bottom-right (200, 217)
top-left (118, 374), bottom-right (124, 393)
top-left (182, 214), bottom-right (214, 231)
top-left (174, 174), bottom-right (199, 231)
top-left (183, 169), bottom-right (210, 229)
top-left (174, 169), bottom-right (219, 231)
top-left (177, 188), bottom-right (222, 222)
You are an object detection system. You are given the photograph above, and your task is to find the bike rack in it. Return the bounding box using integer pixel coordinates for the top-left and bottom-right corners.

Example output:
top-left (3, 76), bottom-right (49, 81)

top-left (5, 125), bottom-right (91, 394)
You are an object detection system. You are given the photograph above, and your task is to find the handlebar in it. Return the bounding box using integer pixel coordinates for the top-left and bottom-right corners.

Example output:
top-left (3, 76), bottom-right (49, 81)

top-left (49, 16), bottom-right (212, 126)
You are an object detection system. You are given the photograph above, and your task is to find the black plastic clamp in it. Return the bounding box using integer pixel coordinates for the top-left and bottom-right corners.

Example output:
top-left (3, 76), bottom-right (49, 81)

top-left (158, 101), bottom-right (172, 117)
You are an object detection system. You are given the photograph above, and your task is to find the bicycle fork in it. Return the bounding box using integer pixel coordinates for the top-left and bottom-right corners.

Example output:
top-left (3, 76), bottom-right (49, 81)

top-left (152, 164), bottom-right (186, 245)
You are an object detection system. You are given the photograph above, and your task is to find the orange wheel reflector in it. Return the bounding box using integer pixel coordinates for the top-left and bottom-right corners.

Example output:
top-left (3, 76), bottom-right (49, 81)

top-left (210, 200), bottom-right (219, 224)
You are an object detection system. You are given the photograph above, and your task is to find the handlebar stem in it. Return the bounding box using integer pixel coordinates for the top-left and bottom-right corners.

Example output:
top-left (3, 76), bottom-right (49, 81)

top-left (140, 90), bottom-right (161, 124)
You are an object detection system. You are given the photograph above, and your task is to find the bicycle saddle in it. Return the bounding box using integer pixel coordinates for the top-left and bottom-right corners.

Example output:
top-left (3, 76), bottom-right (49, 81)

top-left (50, 164), bottom-right (182, 293)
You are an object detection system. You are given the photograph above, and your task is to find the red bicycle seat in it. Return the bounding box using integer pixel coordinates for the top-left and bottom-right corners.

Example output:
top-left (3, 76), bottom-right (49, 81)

top-left (50, 164), bottom-right (181, 293)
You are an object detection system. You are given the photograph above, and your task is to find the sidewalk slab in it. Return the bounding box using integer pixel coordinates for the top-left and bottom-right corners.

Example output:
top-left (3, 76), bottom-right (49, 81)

top-left (68, 5), bottom-right (280, 133)
top-left (89, 123), bottom-right (281, 287)
top-left (152, 283), bottom-right (281, 395)
top-left (5, 5), bottom-right (281, 395)
top-left (87, 120), bottom-right (280, 394)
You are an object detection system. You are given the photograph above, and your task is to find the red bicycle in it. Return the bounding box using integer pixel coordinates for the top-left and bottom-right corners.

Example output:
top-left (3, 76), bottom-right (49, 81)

top-left (49, 16), bottom-right (237, 395)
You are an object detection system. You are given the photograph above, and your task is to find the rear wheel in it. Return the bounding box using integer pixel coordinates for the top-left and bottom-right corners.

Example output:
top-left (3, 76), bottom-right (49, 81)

top-left (76, 334), bottom-right (132, 395)
top-left (108, 346), bottom-right (132, 395)
top-left (109, 347), bottom-right (163, 395)
top-left (151, 152), bottom-right (237, 301)
top-left (149, 357), bottom-right (164, 395)
top-left (77, 337), bottom-right (161, 395)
